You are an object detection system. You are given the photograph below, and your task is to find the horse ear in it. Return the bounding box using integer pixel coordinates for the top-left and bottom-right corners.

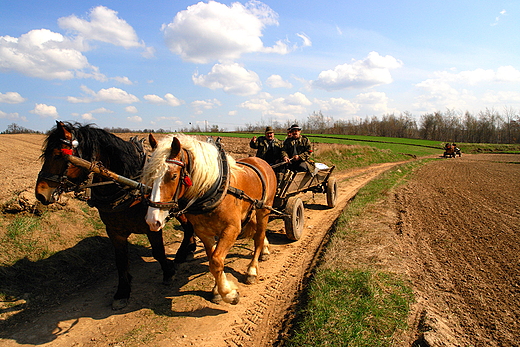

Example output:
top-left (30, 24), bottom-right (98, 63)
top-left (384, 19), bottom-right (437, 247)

top-left (57, 121), bottom-right (73, 141)
top-left (169, 137), bottom-right (181, 159)
top-left (148, 133), bottom-right (158, 150)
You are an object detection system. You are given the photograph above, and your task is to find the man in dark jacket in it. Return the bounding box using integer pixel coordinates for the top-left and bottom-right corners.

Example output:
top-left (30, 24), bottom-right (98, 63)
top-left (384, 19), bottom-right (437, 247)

top-left (249, 126), bottom-right (283, 165)
top-left (282, 124), bottom-right (313, 172)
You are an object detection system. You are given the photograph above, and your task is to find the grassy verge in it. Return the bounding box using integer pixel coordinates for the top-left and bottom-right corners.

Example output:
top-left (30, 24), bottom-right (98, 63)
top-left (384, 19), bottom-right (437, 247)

top-left (284, 160), bottom-right (433, 346)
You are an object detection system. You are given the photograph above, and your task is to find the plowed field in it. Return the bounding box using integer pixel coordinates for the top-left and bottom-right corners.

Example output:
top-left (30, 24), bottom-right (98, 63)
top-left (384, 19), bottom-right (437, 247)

top-left (0, 133), bottom-right (518, 346)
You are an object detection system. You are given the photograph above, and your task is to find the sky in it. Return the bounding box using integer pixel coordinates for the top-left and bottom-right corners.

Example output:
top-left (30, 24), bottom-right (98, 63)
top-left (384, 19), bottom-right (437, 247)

top-left (1, 0), bottom-right (519, 132)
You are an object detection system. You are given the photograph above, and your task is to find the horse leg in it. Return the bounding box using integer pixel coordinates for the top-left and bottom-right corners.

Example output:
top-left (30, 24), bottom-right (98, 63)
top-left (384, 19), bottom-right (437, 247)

top-left (107, 230), bottom-right (132, 310)
top-left (211, 229), bottom-right (240, 305)
top-left (146, 230), bottom-right (175, 285)
top-left (173, 215), bottom-right (197, 265)
top-left (260, 236), bottom-right (270, 261)
top-left (198, 231), bottom-right (239, 304)
top-left (196, 234), bottom-right (222, 303)
top-left (246, 212), bottom-right (269, 285)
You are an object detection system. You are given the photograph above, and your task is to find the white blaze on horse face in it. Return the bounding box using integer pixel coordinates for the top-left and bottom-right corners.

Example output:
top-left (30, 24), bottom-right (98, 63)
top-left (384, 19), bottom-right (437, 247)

top-left (146, 177), bottom-right (170, 232)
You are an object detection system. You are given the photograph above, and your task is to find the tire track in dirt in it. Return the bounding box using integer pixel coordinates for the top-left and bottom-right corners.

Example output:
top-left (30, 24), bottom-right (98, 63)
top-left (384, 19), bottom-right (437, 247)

top-left (224, 162), bottom-right (405, 347)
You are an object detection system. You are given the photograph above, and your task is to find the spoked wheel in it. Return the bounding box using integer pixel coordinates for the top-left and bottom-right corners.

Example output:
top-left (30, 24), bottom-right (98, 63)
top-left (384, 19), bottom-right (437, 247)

top-left (284, 196), bottom-right (305, 241)
top-left (326, 177), bottom-right (337, 208)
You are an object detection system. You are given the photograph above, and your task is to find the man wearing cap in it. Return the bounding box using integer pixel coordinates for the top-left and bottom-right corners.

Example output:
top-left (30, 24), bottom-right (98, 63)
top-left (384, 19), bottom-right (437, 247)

top-left (282, 124), bottom-right (313, 172)
top-left (249, 126), bottom-right (283, 166)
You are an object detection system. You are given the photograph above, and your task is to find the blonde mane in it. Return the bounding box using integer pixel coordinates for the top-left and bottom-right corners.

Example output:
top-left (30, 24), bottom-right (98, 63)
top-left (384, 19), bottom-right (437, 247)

top-left (142, 134), bottom-right (239, 200)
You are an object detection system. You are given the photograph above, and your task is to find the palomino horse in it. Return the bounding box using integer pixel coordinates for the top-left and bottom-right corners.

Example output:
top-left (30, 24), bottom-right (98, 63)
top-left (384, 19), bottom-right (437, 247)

top-left (35, 121), bottom-right (196, 309)
top-left (143, 134), bottom-right (277, 304)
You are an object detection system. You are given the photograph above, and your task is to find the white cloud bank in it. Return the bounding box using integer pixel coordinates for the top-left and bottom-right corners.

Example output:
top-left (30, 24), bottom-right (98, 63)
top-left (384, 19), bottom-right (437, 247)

top-left (162, 0), bottom-right (310, 64)
top-left (193, 62), bottom-right (262, 96)
top-left (0, 92), bottom-right (26, 104)
top-left (0, 6), bottom-right (144, 80)
top-left (311, 51), bottom-right (403, 91)
top-left (58, 6), bottom-right (145, 49)
top-left (30, 103), bottom-right (59, 119)
top-left (67, 86), bottom-right (139, 104)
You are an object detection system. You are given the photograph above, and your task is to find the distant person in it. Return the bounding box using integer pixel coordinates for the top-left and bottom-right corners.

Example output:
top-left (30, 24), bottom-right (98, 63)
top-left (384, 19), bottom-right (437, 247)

top-left (249, 126), bottom-right (283, 166)
top-left (282, 124), bottom-right (313, 172)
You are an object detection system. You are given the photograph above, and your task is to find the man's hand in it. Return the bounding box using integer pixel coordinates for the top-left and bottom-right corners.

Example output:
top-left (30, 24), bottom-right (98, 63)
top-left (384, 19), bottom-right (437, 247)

top-left (251, 136), bottom-right (257, 142)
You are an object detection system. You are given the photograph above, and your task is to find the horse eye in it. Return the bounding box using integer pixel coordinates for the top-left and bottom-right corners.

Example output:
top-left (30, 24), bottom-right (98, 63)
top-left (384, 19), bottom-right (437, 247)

top-left (171, 174), bottom-right (178, 181)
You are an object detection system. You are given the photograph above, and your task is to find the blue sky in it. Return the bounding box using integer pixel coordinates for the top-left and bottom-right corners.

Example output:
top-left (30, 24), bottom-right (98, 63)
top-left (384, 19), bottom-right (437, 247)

top-left (1, 0), bottom-right (519, 132)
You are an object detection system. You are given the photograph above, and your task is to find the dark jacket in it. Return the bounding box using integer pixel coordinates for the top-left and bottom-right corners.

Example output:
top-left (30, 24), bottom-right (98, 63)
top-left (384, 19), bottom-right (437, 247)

top-left (282, 135), bottom-right (312, 162)
top-left (249, 136), bottom-right (283, 165)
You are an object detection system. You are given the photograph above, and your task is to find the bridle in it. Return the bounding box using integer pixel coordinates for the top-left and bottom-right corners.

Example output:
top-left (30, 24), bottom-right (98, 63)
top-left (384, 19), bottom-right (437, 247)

top-left (37, 133), bottom-right (87, 199)
top-left (147, 148), bottom-right (193, 212)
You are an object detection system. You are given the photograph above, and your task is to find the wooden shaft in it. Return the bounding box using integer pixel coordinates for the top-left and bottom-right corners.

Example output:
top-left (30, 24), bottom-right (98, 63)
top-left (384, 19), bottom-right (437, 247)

top-left (66, 155), bottom-right (150, 193)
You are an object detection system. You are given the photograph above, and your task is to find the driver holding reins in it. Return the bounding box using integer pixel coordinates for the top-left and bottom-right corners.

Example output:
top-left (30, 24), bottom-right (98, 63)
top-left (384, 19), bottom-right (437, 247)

top-left (282, 124), bottom-right (313, 172)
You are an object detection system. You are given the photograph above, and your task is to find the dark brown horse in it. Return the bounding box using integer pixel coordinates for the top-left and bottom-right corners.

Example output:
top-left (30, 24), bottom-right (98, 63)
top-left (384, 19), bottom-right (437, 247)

top-left (143, 134), bottom-right (277, 304)
top-left (35, 121), bottom-right (196, 309)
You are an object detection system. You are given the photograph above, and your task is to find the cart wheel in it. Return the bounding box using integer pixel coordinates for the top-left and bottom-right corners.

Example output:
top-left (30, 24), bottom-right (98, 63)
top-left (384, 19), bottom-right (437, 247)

top-left (326, 177), bottom-right (337, 208)
top-left (284, 197), bottom-right (304, 241)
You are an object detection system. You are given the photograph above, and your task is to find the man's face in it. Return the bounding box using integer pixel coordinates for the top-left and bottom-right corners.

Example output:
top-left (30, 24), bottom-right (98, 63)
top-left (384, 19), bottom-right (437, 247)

top-left (265, 132), bottom-right (274, 140)
top-left (290, 130), bottom-right (301, 139)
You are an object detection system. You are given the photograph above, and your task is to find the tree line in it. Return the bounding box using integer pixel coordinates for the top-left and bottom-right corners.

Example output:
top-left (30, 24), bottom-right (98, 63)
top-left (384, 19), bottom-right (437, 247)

top-left (240, 108), bottom-right (520, 144)
top-left (4, 107), bottom-right (520, 144)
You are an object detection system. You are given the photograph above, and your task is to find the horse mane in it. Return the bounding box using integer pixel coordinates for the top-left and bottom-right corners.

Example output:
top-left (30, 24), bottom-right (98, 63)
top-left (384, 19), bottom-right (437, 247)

top-left (42, 121), bottom-right (143, 178)
top-left (142, 134), bottom-right (239, 200)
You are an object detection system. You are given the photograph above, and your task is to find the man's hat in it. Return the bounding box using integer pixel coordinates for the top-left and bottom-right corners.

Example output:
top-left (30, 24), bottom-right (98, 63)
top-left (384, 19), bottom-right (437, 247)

top-left (289, 124), bottom-right (301, 131)
top-left (265, 126), bottom-right (274, 133)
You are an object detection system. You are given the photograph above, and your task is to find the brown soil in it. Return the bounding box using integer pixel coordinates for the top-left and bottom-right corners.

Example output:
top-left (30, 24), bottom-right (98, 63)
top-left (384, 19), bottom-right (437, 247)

top-left (0, 133), bottom-right (518, 346)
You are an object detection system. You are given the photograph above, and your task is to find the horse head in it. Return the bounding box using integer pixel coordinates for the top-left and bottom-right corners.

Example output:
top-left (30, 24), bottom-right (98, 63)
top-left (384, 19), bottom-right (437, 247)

top-left (145, 134), bottom-right (192, 231)
top-left (35, 121), bottom-right (88, 204)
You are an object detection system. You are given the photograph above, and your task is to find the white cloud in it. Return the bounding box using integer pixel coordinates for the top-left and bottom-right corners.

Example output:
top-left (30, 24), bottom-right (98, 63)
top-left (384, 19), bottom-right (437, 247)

top-left (491, 9), bottom-right (507, 26)
top-left (162, 0), bottom-right (307, 63)
top-left (143, 93), bottom-right (184, 107)
top-left (190, 98), bottom-right (222, 114)
top-left (193, 62), bottom-right (261, 96)
top-left (482, 90), bottom-right (520, 103)
top-left (0, 110), bottom-right (26, 121)
top-left (311, 51), bottom-right (403, 91)
top-left (0, 6), bottom-right (148, 81)
top-left (0, 29), bottom-right (99, 80)
top-left (239, 92), bottom-right (311, 118)
top-left (30, 103), bottom-right (59, 119)
top-left (80, 113), bottom-right (95, 121)
top-left (314, 97), bottom-right (359, 115)
top-left (127, 115), bottom-right (142, 122)
top-left (58, 6), bottom-right (144, 49)
top-left (413, 66), bottom-right (520, 111)
top-left (112, 76), bottom-right (133, 85)
top-left (0, 92), bottom-right (26, 104)
top-left (67, 86), bottom-right (139, 104)
top-left (90, 107), bottom-right (114, 114)
top-left (125, 106), bottom-right (138, 113)
top-left (266, 75), bottom-right (293, 88)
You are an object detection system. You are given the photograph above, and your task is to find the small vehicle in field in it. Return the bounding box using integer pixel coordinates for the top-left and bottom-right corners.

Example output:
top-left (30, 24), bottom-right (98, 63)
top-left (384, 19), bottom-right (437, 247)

top-left (270, 163), bottom-right (337, 241)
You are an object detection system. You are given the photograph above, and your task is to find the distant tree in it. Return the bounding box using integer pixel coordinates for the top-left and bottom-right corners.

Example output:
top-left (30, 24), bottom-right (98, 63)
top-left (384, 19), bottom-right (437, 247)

top-left (1, 123), bottom-right (41, 134)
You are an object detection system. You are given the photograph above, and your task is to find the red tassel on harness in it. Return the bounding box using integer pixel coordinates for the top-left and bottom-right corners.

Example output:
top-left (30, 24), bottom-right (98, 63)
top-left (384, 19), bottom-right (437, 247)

top-left (183, 176), bottom-right (193, 187)
top-left (61, 148), bottom-right (73, 155)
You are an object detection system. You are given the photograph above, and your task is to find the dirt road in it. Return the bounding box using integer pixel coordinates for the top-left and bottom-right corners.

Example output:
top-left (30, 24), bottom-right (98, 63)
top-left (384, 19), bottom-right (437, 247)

top-left (0, 134), bottom-right (518, 346)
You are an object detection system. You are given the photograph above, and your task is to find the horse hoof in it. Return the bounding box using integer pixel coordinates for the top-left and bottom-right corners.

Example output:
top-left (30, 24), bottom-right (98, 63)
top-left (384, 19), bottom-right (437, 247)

top-left (211, 293), bottom-right (223, 304)
top-left (245, 274), bottom-right (257, 285)
top-left (260, 253), bottom-right (269, 261)
top-left (223, 291), bottom-right (240, 305)
top-left (112, 298), bottom-right (129, 310)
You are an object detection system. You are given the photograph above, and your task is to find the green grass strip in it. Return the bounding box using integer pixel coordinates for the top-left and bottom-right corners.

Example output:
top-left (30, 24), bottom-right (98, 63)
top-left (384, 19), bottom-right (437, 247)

top-left (284, 160), bottom-right (432, 346)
